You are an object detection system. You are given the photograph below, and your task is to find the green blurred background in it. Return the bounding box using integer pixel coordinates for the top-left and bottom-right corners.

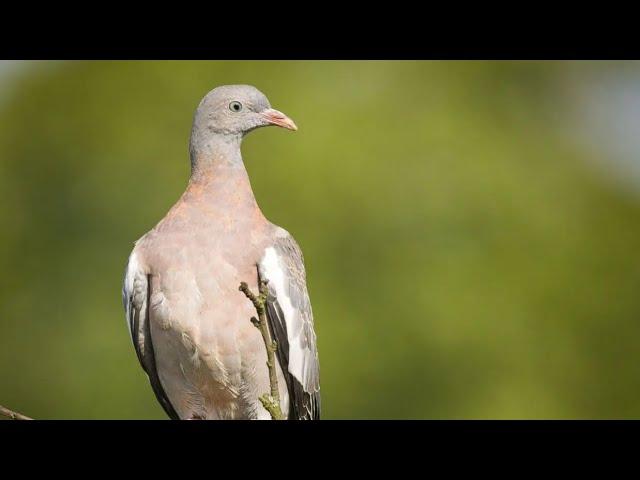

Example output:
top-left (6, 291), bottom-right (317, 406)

top-left (1, 61), bottom-right (640, 419)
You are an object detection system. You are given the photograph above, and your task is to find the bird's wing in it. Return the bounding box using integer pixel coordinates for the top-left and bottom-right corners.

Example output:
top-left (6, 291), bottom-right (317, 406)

top-left (258, 231), bottom-right (320, 420)
top-left (122, 251), bottom-right (179, 420)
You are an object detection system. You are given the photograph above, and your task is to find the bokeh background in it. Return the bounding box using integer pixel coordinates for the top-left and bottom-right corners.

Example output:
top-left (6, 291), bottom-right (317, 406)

top-left (1, 61), bottom-right (640, 419)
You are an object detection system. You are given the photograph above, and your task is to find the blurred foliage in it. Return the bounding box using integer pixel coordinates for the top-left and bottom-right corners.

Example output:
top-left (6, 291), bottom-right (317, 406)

top-left (2, 61), bottom-right (640, 419)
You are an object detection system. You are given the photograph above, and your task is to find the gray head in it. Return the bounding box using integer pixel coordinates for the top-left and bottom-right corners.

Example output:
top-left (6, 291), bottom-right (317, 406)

top-left (191, 84), bottom-right (296, 139)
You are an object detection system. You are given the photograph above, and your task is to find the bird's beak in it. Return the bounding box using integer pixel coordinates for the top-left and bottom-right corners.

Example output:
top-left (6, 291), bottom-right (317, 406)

top-left (260, 108), bottom-right (298, 131)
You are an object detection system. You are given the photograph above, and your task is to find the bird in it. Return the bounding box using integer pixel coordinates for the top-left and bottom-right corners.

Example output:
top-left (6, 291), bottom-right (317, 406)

top-left (122, 85), bottom-right (320, 420)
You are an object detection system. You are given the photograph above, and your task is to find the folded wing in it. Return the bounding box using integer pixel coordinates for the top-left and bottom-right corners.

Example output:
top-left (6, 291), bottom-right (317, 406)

top-left (259, 233), bottom-right (321, 420)
top-left (122, 252), bottom-right (179, 420)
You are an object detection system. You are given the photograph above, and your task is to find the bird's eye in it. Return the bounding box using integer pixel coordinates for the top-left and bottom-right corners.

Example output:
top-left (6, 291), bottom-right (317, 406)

top-left (229, 101), bottom-right (243, 112)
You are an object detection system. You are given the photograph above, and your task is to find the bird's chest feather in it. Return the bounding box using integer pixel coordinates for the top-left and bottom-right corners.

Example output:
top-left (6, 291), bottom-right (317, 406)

top-left (143, 230), bottom-right (270, 418)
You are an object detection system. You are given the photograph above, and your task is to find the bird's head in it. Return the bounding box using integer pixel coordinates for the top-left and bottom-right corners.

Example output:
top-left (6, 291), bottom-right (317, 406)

top-left (193, 84), bottom-right (297, 137)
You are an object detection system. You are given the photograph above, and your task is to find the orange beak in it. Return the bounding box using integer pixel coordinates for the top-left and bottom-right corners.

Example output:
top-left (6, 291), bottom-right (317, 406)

top-left (260, 108), bottom-right (298, 131)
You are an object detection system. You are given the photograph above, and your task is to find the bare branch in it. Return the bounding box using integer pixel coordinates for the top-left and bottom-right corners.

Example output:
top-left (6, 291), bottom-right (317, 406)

top-left (0, 404), bottom-right (32, 420)
top-left (239, 279), bottom-right (284, 420)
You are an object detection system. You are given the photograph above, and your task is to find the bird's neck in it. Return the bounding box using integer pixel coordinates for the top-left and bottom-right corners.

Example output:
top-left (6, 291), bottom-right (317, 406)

top-left (189, 132), bottom-right (244, 175)
top-left (186, 134), bottom-right (262, 215)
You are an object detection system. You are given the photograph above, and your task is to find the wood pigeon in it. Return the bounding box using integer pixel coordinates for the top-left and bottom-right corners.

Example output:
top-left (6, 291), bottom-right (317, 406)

top-left (122, 85), bottom-right (320, 420)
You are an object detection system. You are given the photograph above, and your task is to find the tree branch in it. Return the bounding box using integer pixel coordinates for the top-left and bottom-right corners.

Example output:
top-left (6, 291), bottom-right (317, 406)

top-left (0, 404), bottom-right (32, 420)
top-left (239, 279), bottom-right (284, 420)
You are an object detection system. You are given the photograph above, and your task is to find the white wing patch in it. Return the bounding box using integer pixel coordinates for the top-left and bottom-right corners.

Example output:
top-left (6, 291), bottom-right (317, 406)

top-left (123, 251), bottom-right (144, 341)
top-left (259, 247), bottom-right (309, 386)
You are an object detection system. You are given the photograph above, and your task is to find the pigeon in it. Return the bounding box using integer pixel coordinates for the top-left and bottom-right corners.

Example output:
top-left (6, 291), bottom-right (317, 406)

top-left (122, 85), bottom-right (320, 420)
